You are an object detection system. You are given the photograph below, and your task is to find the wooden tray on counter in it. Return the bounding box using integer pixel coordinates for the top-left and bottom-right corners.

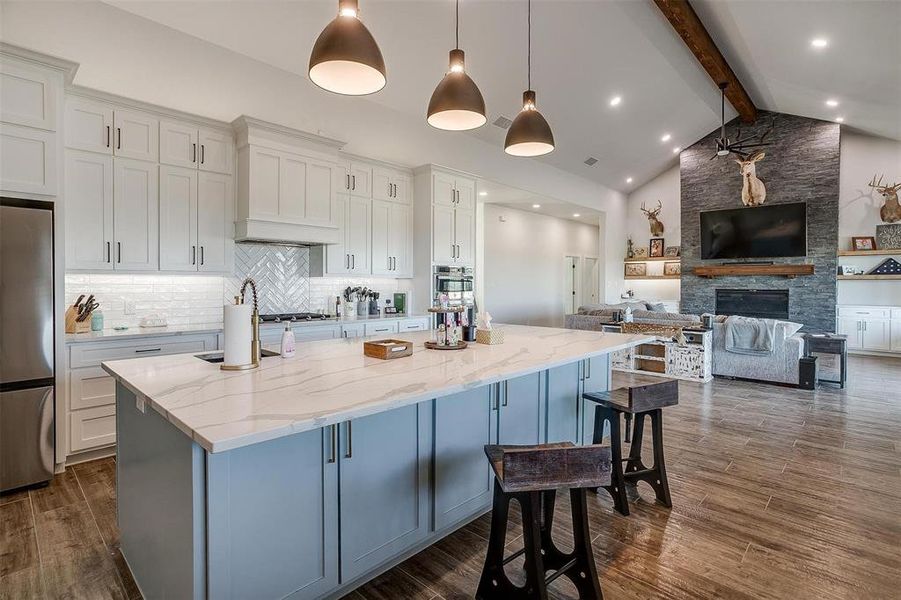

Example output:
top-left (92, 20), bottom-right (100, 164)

top-left (363, 339), bottom-right (413, 360)
top-left (424, 340), bottom-right (468, 351)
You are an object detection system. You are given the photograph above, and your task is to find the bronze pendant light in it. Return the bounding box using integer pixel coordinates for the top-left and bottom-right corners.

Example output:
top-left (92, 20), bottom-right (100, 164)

top-left (309, 0), bottom-right (386, 96)
top-left (427, 0), bottom-right (487, 131)
top-left (504, 0), bottom-right (554, 157)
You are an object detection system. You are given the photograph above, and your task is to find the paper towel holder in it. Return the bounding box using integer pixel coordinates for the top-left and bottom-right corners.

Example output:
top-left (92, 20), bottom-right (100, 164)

top-left (221, 278), bottom-right (262, 371)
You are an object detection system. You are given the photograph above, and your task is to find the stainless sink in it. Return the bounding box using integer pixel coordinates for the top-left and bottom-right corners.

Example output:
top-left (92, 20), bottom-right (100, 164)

top-left (195, 348), bottom-right (280, 364)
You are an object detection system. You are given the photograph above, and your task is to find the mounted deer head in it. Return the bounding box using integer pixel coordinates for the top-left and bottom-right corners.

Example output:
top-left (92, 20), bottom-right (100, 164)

top-left (641, 200), bottom-right (665, 236)
top-left (868, 174), bottom-right (901, 224)
top-left (735, 151), bottom-right (767, 206)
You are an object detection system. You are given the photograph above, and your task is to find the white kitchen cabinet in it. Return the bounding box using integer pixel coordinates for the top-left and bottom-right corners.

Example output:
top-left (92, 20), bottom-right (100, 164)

top-left (861, 319), bottom-right (891, 351)
top-left (113, 158), bottom-right (159, 270)
top-left (338, 162), bottom-right (372, 198)
top-left (454, 177), bottom-right (475, 210)
top-left (398, 318), bottom-right (429, 332)
top-left (66, 151), bottom-right (114, 270)
top-left (70, 405), bottom-right (116, 453)
top-left (0, 123), bottom-right (58, 196)
top-left (433, 172), bottom-right (457, 207)
top-left (432, 204), bottom-right (456, 265)
top-left (454, 208), bottom-right (475, 266)
top-left (159, 120), bottom-right (198, 169)
top-left (371, 200), bottom-right (411, 276)
top-left (69, 367), bottom-right (116, 411)
top-left (197, 171), bottom-right (233, 272)
top-left (364, 320), bottom-right (399, 336)
top-left (341, 323), bottom-right (366, 338)
top-left (372, 167), bottom-right (411, 204)
top-left (198, 128), bottom-right (234, 174)
top-left (160, 165), bottom-right (232, 273)
top-left (892, 320), bottom-right (901, 352)
top-left (66, 97), bottom-right (113, 154)
top-left (837, 306), bottom-right (898, 353)
top-left (837, 318), bottom-right (861, 350)
top-left (113, 108), bottom-right (158, 162)
top-left (346, 196), bottom-right (371, 274)
top-left (160, 121), bottom-right (233, 175)
top-left (0, 58), bottom-right (58, 131)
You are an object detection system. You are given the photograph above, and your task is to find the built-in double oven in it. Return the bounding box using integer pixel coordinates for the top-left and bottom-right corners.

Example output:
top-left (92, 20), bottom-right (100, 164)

top-left (433, 266), bottom-right (474, 307)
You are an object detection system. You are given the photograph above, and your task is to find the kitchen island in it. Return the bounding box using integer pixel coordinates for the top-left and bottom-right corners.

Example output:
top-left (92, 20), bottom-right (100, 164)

top-left (102, 324), bottom-right (652, 599)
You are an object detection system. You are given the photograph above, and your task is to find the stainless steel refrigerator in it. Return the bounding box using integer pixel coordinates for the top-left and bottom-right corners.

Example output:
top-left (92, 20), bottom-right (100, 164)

top-left (1, 197), bottom-right (55, 492)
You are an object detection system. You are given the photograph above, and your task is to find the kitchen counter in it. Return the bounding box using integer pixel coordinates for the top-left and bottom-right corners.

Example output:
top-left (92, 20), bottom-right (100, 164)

top-left (103, 324), bottom-right (651, 453)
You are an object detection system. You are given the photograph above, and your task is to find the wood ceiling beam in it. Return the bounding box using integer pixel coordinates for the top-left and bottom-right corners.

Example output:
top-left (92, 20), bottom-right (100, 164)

top-left (652, 0), bottom-right (758, 123)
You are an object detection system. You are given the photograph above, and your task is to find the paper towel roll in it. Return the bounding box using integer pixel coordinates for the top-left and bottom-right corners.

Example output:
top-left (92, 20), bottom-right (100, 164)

top-left (223, 303), bottom-right (253, 367)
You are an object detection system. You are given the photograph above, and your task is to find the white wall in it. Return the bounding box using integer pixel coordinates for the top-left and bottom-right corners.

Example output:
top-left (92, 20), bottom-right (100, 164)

top-left (624, 165), bottom-right (681, 305)
top-left (483, 205), bottom-right (600, 327)
top-left (837, 130), bottom-right (901, 305)
top-left (0, 0), bottom-right (626, 300)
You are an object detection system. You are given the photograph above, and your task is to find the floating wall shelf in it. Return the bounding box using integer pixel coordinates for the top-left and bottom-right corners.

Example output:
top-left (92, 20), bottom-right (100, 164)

top-left (624, 256), bottom-right (680, 263)
top-left (837, 275), bottom-right (901, 281)
top-left (693, 264), bottom-right (815, 279)
top-left (837, 249), bottom-right (901, 257)
top-left (624, 275), bottom-right (681, 280)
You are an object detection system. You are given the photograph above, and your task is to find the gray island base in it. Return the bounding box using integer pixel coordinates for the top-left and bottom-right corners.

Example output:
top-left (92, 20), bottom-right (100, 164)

top-left (105, 325), bottom-right (652, 599)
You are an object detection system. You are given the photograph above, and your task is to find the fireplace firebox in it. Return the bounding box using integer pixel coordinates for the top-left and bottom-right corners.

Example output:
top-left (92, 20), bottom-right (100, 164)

top-left (715, 289), bottom-right (789, 320)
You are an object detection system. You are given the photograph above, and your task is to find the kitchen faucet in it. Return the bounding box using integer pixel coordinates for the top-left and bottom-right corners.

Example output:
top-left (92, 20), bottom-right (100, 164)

top-left (239, 277), bottom-right (261, 367)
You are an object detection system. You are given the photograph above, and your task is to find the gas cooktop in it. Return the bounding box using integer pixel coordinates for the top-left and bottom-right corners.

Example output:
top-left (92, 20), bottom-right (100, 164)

top-left (260, 312), bottom-right (336, 323)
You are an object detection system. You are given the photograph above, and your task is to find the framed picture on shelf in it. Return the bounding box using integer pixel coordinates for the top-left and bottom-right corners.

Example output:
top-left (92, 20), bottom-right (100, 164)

top-left (664, 245), bottom-right (680, 258)
top-left (634, 247), bottom-right (648, 258)
top-left (851, 236), bottom-right (877, 251)
top-left (664, 262), bottom-right (681, 276)
top-left (649, 238), bottom-right (665, 258)
top-left (625, 263), bottom-right (647, 277)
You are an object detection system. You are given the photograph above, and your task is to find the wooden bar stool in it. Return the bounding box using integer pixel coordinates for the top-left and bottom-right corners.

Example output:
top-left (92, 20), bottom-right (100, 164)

top-left (584, 377), bottom-right (678, 516)
top-left (476, 442), bottom-right (612, 600)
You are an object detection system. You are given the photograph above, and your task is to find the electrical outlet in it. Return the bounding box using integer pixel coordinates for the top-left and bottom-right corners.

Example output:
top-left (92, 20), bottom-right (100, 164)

top-left (125, 300), bottom-right (136, 315)
top-left (135, 394), bottom-right (146, 414)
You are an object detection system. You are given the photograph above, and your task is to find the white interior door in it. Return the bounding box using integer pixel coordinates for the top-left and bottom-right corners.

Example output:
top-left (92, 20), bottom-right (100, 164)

top-left (581, 257), bottom-right (599, 306)
top-left (563, 256), bottom-right (580, 315)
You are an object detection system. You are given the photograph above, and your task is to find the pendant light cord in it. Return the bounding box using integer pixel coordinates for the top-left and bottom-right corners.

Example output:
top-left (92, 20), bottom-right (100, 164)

top-left (527, 0), bottom-right (532, 90)
top-left (455, 0), bottom-right (459, 49)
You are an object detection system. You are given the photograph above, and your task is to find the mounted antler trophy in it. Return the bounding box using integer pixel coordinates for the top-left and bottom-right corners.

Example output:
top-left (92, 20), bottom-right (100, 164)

top-left (641, 200), bottom-right (665, 236)
top-left (868, 174), bottom-right (901, 223)
top-left (736, 151), bottom-right (767, 206)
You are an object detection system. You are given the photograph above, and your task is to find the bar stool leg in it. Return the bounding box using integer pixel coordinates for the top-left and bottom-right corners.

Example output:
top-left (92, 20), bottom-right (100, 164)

top-left (649, 409), bottom-right (672, 507)
top-left (477, 480), bottom-right (514, 600)
top-left (625, 413), bottom-right (648, 475)
top-left (567, 488), bottom-right (604, 599)
top-left (593, 406), bottom-right (629, 516)
top-left (621, 410), bottom-right (672, 508)
top-left (520, 490), bottom-right (550, 600)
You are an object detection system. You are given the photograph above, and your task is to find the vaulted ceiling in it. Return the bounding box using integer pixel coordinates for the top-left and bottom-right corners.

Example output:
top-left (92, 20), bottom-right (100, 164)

top-left (108, 0), bottom-right (900, 191)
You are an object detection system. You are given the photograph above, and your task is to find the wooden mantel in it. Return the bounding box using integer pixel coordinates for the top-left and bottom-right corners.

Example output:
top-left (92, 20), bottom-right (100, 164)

top-left (693, 264), bottom-right (815, 279)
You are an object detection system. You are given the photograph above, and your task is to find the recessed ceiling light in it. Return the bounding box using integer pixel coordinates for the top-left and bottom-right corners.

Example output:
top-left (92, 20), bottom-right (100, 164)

top-left (478, 191), bottom-right (487, 196)
top-left (532, 204), bottom-right (541, 208)
top-left (825, 99), bottom-right (839, 107)
top-left (626, 177), bottom-right (633, 184)
top-left (810, 38), bottom-right (828, 49)
top-left (835, 116), bottom-right (845, 123)
top-left (572, 213), bottom-right (580, 218)
top-left (661, 133), bottom-right (671, 142)
top-left (609, 95), bottom-right (622, 107)
top-left (673, 146), bottom-right (681, 154)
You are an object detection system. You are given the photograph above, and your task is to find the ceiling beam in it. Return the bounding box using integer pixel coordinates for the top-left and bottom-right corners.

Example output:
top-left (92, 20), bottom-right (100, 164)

top-left (652, 0), bottom-right (757, 123)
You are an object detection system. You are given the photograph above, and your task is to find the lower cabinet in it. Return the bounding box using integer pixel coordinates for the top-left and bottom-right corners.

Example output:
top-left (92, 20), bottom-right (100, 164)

top-left (207, 427), bottom-right (339, 600)
top-left (497, 373), bottom-right (542, 445)
top-left (546, 362), bottom-right (581, 444)
top-left (339, 403), bottom-right (430, 583)
top-left (433, 386), bottom-right (495, 531)
top-left (580, 355), bottom-right (610, 444)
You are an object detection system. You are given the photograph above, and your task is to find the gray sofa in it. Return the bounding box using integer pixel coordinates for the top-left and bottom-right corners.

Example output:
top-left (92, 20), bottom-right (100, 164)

top-left (565, 303), bottom-right (805, 385)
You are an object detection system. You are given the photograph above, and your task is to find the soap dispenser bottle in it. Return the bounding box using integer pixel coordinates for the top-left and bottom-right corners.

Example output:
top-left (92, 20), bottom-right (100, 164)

top-left (280, 325), bottom-right (296, 358)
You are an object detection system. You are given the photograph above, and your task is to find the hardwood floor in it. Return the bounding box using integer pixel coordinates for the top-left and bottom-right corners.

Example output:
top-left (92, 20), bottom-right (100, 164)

top-left (2, 354), bottom-right (899, 599)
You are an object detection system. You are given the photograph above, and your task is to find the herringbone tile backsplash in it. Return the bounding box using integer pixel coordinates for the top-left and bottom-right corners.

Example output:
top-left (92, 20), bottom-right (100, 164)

top-left (227, 244), bottom-right (312, 315)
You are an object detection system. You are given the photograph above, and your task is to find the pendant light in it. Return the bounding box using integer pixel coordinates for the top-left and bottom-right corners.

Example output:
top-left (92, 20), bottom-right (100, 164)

top-left (504, 0), bottom-right (554, 157)
top-left (426, 0), bottom-right (487, 131)
top-left (309, 0), bottom-right (386, 96)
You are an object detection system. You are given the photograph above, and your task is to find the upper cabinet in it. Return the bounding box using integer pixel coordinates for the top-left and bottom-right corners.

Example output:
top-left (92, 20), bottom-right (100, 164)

top-left (420, 169), bottom-right (476, 267)
top-left (233, 116), bottom-right (343, 246)
top-left (337, 162), bottom-right (372, 198)
top-left (65, 97), bottom-right (159, 162)
top-left (1, 49), bottom-right (72, 196)
top-left (372, 167), bottom-right (411, 204)
top-left (160, 119), bottom-right (233, 174)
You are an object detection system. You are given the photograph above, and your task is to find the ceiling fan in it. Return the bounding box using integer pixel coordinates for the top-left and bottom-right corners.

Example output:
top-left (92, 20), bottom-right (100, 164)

top-left (712, 82), bottom-right (772, 160)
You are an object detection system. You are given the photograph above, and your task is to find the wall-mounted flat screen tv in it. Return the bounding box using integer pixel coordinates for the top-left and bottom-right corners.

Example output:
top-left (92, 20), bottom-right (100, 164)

top-left (700, 202), bottom-right (807, 259)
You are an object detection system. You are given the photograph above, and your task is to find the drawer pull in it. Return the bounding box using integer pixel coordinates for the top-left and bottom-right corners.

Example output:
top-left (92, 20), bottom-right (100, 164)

top-left (135, 348), bottom-right (162, 353)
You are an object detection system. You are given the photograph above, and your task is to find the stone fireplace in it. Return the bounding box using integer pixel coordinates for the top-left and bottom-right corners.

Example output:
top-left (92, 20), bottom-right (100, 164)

top-left (679, 111), bottom-right (840, 332)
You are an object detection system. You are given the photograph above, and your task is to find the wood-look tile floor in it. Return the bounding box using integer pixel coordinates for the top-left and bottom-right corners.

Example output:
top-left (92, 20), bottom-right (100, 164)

top-left (3, 355), bottom-right (900, 599)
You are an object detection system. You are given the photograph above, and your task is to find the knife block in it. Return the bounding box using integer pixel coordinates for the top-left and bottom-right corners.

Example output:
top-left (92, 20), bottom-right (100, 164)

top-left (65, 306), bottom-right (91, 334)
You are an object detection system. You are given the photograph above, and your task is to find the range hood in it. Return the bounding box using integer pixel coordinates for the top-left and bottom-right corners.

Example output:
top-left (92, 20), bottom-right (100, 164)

top-left (232, 115), bottom-right (345, 247)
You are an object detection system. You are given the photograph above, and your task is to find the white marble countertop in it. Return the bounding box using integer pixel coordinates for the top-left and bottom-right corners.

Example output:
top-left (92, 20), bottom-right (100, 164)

top-left (66, 314), bottom-right (431, 343)
top-left (101, 324), bottom-right (652, 453)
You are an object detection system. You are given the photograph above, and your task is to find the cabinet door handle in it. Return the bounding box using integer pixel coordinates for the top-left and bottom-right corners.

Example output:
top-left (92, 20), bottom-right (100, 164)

top-left (346, 174), bottom-right (350, 190)
top-left (117, 242), bottom-right (121, 263)
top-left (502, 380), bottom-right (508, 407)
top-left (586, 358), bottom-right (592, 379)
top-left (192, 143), bottom-right (197, 163)
top-left (352, 175), bottom-right (356, 191)
top-left (135, 347), bottom-right (161, 353)
top-left (106, 241), bottom-right (111, 263)
top-left (327, 424), bottom-right (337, 463)
top-left (492, 384), bottom-right (499, 411)
top-left (106, 125), bottom-right (111, 148)
top-left (200, 246), bottom-right (204, 266)
top-left (345, 254), bottom-right (349, 269)
top-left (200, 144), bottom-right (205, 164)
top-left (345, 421), bottom-right (353, 458)
top-left (863, 321), bottom-right (867, 331)
top-left (192, 245), bottom-right (196, 265)
top-left (116, 128), bottom-right (121, 150)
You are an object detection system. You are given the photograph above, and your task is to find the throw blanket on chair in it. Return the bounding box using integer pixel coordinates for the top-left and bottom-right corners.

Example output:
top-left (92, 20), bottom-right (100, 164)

top-left (724, 316), bottom-right (776, 355)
